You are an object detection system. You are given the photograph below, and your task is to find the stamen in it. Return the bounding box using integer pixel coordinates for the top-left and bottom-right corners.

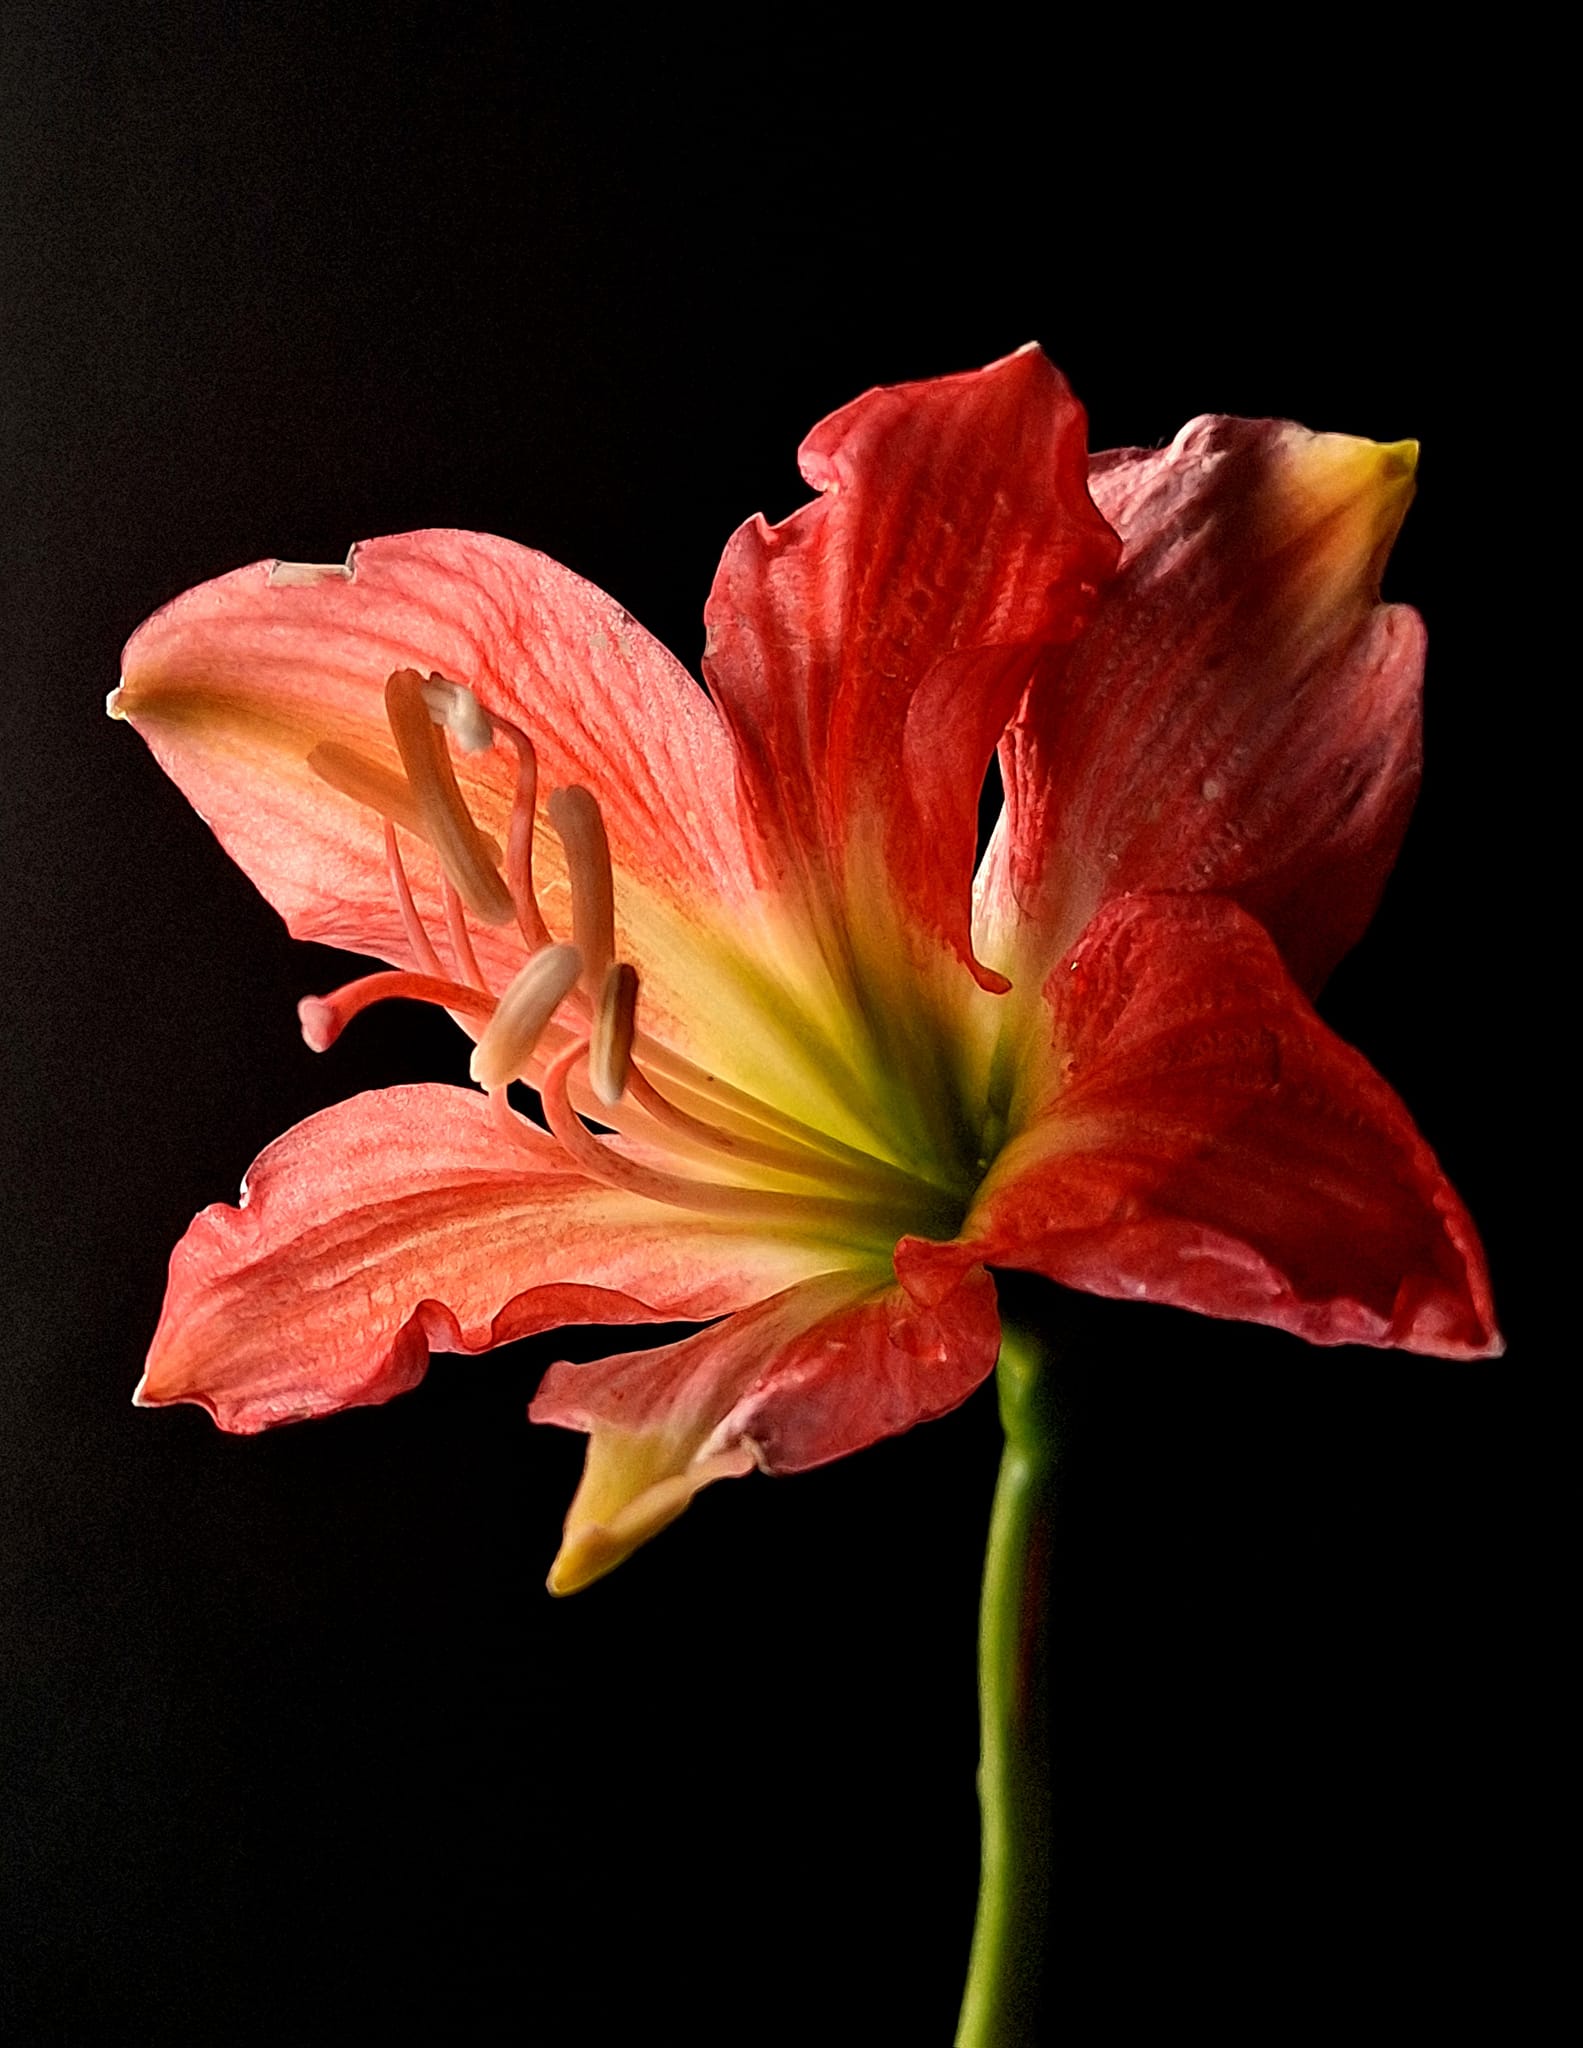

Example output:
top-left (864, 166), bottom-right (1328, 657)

top-left (470, 944), bottom-right (584, 1089)
top-left (547, 786), bottom-right (615, 988)
top-left (421, 672), bottom-right (494, 755)
top-left (443, 878), bottom-right (489, 993)
top-left (589, 962), bottom-right (638, 1106)
top-left (299, 970), bottom-right (494, 1052)
top-left (385, 669), bottom-right (515, 928)
top-left (384, 823), bottom-right (443, 976)
top-left (539, 1042), bottom-right (886, 1233)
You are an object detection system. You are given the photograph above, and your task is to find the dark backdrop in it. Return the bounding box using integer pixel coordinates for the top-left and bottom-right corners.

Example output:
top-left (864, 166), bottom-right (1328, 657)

top-left (2, 9), bottom-right (1537, 2043)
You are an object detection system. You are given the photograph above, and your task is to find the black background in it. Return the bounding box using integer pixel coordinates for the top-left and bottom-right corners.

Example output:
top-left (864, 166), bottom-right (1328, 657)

top-left (2, 9), bottom-right (1540, 2043)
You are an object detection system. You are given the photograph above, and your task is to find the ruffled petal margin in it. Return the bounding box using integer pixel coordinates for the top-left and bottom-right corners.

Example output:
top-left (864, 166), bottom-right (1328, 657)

top-left (976, 416), bottom-right (1425, 999)
top-left (904, 895), bottom-right (1500, 1360)
top-left (530, 1263), bottom-right (1001, 1591)
top-left (136, 1086), bottom-right (839, 1434)
top-left (111, 531), bottom-right (768, 1077)
top-left (703, 344), bottom-right (1118, 988)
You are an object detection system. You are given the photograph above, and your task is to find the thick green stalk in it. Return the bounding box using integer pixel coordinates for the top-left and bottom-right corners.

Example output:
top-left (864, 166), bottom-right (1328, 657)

top-left (955, 1321), bottom-right (1057, 2048)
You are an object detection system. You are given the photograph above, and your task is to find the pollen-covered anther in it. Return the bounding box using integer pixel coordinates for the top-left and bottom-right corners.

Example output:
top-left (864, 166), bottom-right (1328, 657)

top-left (590, 962), bottom-right (639, 1106)
top-left (384, 668), bottom-right (515, 927)
top-left (470, 943), bottom-right (584, 1089)
top-left (420, 671), bottom-right (494, 755)
top-left (547, 785), bottom-right (615, 988)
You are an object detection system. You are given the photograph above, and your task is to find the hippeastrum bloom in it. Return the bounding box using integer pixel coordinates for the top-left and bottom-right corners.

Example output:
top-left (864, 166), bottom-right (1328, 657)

top-left (113, 346), bottom-right (1499, 1594)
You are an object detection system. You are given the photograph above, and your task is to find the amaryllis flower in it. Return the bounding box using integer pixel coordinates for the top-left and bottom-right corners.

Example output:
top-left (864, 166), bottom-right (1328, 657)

top-left (112, 346), bottom-right (1499, 1594)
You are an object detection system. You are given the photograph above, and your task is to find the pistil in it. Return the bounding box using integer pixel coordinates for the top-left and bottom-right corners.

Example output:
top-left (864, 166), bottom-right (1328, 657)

top-left (442, 878), bottom-right (489, 993)
top-left (299, 970), bottom-right (494, 1051)
top-left (384, 822), bottom-right (445, 977)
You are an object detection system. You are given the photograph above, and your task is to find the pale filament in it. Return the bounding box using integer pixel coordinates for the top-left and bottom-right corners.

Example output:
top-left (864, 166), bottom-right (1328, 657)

top-left (301, 665), bottom-right (944, 1226)
top-left (618, 1059), bottom-right (910, 1196)
top-left (442, 877), bottom-right (489, 993)
top-left (534, 1041), bottom-right (894, 1232)
top-left (492, 717), bottom-right (552, 953)
top-left (384, 822), bottom-right (444, 978)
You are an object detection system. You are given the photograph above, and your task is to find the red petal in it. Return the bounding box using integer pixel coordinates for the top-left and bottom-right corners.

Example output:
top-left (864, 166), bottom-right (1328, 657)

top-left (531, 1264), bottom-right (1000, 1589)
top-left (905, 895), bottom-right (1499, 1360)
top-left (136, 1085), bottom-right (840, 1434)
top-left (113, 532), bottom-right (762, 1070)
top-left (977, 417), bottom-right (1424, 997)
top-left (702, 345), bottom-right (1118, 985)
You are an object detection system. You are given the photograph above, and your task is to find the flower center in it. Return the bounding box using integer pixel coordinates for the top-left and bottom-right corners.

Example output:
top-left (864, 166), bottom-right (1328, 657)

top-left (302, 672), bottom-right (965, 1250)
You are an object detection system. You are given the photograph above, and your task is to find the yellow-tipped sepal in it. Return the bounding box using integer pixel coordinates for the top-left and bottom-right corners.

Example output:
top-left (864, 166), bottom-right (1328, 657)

top-left (546, 1427), bottom-right (757, 1594)
top-left (1267, 425), bottom-right (1419, 617)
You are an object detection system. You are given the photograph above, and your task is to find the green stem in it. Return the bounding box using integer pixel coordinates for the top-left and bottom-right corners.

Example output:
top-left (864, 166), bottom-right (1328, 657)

top-left (955, 1320), bottom-right (1058, 2048)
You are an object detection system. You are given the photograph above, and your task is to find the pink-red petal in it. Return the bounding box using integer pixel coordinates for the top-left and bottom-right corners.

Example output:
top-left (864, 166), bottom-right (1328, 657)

top-left (978, 417), bottom-right (1424, 996)
top-left (703, 344), bottom-right (1118, 984)
top-left (137, 1085), bottom-right (841, 1434)
top-left (530, 1264), bottom-right (1001, 1588)
top-left (904, 895), bottom-right (1499, 1360)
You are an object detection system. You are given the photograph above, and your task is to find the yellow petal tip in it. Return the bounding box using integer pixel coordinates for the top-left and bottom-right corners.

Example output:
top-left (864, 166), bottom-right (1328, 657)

top-left (1375, 437), bottom-right (1419, 483)
top-left (544, 1436), bottom-right (758, 1594)
top-left (545, 1529), bottom-right (627, 1597)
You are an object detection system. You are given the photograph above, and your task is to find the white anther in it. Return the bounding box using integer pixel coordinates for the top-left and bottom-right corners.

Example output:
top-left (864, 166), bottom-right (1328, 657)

top-left (422, 673), bottom-right (494, 755)
top-left (470, 944), bottom-right (583, 1089)
top-left (590, 962), bottom-right (639, 1106)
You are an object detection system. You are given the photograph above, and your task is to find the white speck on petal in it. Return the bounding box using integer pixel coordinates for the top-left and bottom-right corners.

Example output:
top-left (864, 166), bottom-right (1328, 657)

top-left (269, 553), bottom-right (356, 587)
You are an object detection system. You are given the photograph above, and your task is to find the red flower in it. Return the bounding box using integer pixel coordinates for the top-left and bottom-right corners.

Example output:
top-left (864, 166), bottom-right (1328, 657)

top-left (112, 347), bottom-right (1499, 1592)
